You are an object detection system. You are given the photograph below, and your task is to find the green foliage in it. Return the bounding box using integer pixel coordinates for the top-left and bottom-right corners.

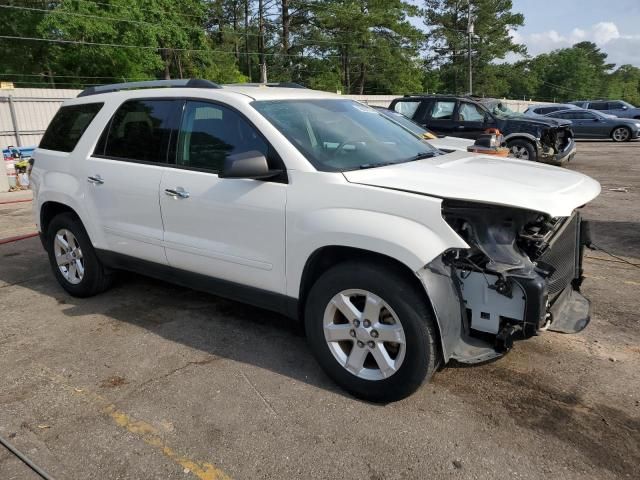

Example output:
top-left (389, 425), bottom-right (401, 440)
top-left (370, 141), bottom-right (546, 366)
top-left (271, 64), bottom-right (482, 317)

top-left (0, 0), bottom-right (639, 104)
top-left (424, 0), bottom-right (525, 94)
top-left (1, 0), bottom-right (244, 86)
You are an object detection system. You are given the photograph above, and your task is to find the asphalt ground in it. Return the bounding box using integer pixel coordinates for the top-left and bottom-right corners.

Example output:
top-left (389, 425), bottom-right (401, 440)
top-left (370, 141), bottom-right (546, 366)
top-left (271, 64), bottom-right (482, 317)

top-left (1, 141), bottom-right (638, 479)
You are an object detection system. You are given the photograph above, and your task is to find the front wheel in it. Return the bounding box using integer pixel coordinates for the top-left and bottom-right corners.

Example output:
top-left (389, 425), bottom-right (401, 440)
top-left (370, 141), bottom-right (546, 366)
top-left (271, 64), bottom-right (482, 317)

top-left (304, 261), bottom-right (439, 402)
top-left (507, 139), bottom-right (537, 162)
top-left (611, 126), bottom-right (631, 142)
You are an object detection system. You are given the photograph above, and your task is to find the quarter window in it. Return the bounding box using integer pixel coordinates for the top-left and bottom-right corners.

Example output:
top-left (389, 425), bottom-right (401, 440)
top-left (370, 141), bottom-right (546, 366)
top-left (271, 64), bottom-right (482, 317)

top-left (392, 100), bottom-right (421, 118)
top-left (589, 102), bottom-right (608, 110)
top-left (177, 101), bottom-right (268, 172)
top-left (39, 103), bottom-right (103, 152)
top-left (430, 101), bottom-right (456, 120)
top-left (99, 100), bottom-right (178, 163)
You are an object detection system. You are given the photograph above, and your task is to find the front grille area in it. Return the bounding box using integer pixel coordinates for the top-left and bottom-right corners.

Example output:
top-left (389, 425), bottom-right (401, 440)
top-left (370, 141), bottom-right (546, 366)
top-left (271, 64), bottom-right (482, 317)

top-left (556, 127), bottom-right (572, 152)
top-left (538, 214), bottom-right (580, 298)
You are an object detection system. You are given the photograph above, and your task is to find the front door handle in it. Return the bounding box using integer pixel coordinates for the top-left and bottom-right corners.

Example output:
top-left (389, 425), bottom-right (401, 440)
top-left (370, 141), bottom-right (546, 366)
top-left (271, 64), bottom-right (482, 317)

top-left (456, 125), bottom-right (465, 129)
top-left (164, 187), bottom-right (190, 199)
top-left (87, 175), bottom-right (104, 185)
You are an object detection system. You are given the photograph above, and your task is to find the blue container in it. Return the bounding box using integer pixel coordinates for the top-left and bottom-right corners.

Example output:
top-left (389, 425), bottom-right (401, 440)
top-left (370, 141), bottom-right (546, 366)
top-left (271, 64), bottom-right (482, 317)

top-left (2, 146), bottom-right (36, 159)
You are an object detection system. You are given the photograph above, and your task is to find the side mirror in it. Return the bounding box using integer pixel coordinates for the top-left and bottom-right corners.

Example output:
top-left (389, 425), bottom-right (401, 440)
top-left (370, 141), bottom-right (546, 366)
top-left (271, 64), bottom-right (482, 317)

top-left (622, 106), bottom-right (628, 110)
top-left (219, 151), bottom-right (282, 180)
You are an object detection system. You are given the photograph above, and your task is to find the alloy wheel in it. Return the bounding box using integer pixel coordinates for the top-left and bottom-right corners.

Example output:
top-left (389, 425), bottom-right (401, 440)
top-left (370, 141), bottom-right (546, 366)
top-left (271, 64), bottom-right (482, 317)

top-left (612, 127), bottom-right (629, 142)
top-left (53, 229), bottom-right (85, 285)
top-left (509, 145), bottom-right (530, 160)
top-left (323, 289), bottom-right (406, 381)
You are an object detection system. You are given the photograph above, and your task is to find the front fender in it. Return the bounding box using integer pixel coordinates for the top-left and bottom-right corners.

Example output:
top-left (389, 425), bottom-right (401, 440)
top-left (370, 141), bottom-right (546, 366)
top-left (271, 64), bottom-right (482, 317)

top-left (286, 207), bottom-right (467, 298)
top-left (503, 132), bottom-right (541, 152)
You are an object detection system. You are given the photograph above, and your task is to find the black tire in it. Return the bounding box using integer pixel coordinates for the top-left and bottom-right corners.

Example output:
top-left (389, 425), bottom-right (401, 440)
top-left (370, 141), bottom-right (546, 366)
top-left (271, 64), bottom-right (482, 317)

top-left (507, 139), bottom-right (537, 162)
top-left (611, 126), bottom-right (631, 142)
top-left (46, 212), bottom-right (114, 297)
top-left (304, 261), bottom-right (439, 402)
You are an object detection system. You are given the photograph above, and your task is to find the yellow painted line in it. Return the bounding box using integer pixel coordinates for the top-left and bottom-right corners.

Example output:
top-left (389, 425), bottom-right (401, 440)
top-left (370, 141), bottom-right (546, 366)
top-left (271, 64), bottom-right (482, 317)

top-left (104, 405), bottom-right (231, 480)
top-left (38, 365), bottom-right (232, 480)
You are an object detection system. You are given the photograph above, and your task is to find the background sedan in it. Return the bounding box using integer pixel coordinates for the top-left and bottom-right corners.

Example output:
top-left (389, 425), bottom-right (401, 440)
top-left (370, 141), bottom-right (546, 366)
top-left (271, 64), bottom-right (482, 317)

top-left (545, 109), bottom-right (640, 142)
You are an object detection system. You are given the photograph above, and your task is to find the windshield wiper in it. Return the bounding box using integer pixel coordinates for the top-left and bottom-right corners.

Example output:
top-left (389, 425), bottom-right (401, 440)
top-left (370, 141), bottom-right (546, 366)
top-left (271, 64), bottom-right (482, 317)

top-left (357, 152), bottom-right (437, 170)
top-left (408, 151), bottom-right (438, 161)
top-left (358, 161), bottom-right (397, 169)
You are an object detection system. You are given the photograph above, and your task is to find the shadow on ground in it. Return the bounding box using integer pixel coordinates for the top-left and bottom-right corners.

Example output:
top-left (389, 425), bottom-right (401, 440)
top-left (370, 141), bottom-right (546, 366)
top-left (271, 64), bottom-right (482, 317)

top-left (588, 219), bottom-right (640, 259)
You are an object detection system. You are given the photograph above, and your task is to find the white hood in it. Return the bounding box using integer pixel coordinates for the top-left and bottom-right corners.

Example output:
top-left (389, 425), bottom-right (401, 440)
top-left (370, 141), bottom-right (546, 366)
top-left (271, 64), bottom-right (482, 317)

top-left (343, 150), bottom-right (601, 217)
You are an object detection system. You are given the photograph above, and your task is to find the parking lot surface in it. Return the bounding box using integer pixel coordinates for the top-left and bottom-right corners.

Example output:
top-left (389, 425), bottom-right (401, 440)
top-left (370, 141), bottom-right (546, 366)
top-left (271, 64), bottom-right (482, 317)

top-left (1, 141), bottom-right (639, 479)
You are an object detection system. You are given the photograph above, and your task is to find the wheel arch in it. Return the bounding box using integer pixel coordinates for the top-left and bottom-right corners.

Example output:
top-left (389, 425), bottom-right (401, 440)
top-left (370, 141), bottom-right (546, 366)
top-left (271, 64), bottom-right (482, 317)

top-left (297, 245), bottom-right (445, 359)
top-left (610, 125), bottom-right (631, 136)
top-left (504, 133), bottom-right (538, 148)
top-left (40, 201), bottom-right (81, 237)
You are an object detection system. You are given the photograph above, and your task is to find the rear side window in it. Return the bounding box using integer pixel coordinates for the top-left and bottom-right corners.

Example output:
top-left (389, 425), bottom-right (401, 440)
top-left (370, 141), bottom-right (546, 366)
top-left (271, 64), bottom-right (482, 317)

top-left (537, 106), bottom-right (560, 114)
top-left (608, 102), bottom-right (624, 109)
top-left (98, 99), bottom-right (178, 163)
top-left (177, 101), bottom-right (268, 172)
top-left (39, 103), bottom-right (103, 152)
top-left (589, 102), bottom-right (608, 110)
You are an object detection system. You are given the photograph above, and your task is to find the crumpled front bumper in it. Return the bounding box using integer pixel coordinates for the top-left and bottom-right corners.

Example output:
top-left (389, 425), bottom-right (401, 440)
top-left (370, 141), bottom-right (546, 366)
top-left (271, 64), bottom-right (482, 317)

top-left (539, 137), bottom-right (577, 164)
top-left (546, 284), bottom-right (590, 333)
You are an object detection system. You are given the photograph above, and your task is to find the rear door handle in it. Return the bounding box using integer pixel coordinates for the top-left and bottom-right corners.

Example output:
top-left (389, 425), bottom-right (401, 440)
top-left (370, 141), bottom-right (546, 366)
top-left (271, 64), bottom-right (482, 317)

top-left (87, 175), bottom-right (104, 185)
top-left (164, 187), bottom-right (190, 199)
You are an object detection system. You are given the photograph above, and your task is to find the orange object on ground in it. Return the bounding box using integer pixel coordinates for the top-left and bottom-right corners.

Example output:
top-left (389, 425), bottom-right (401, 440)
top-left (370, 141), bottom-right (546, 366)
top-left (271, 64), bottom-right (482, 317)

top-left (466, 146), bottom-right (510, 156)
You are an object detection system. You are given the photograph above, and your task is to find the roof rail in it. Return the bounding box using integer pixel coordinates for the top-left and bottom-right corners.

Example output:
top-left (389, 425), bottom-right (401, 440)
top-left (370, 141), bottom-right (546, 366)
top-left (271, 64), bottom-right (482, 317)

top-left (77, 79), bottom-right (221, 97)
top-left (228, 82), bottom-right (307, 89)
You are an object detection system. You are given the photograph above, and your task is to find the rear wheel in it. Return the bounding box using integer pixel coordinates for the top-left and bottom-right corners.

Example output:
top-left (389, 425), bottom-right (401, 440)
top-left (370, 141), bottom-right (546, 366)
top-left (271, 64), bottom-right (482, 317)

top-left (611, 126), bottom-right (631, 142)
top-left (46, 213), bottom-right (114, 297)
top-left (304, 261), bottom-right (438, 402)
top-left (507, 139), bottom-right (537, 162)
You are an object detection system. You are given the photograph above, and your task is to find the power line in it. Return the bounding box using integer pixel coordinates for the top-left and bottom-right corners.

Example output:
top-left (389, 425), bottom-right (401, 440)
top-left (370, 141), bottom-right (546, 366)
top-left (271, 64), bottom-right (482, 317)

top-left (0, 35), bottom-right (401, 61)
top-left (0, 73), bottom-right (153, 80)
top-left (2, 4), bottom-right (426, 50)
top-left (46, 0), bottom-right (205, 20)
top-left (0, 4), bottom-right (155, 26)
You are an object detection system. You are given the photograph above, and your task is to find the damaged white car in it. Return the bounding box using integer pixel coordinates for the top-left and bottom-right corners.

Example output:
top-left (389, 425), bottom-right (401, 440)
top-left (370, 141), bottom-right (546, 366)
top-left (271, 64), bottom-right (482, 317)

top-left (31, 80), bottom-right (600, 402)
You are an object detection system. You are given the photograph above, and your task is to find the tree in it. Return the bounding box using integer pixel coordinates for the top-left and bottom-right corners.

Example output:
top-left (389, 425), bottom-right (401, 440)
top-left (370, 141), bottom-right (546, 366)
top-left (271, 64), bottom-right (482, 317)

top-left (423, 0), bottom-right (525, 95)
top-left (1, 0), bottom-right (245, 87)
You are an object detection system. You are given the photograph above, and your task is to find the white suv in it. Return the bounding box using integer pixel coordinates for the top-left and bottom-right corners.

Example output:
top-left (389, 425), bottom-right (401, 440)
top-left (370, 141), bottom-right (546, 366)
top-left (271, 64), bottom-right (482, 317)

top-left (31, 80), bottom-right (601, 402)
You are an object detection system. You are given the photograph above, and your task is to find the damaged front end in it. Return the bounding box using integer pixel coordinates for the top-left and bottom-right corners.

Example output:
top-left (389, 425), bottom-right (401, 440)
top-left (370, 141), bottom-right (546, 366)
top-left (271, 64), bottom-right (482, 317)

top-left (539, 125), bottom-right (576, 163)
top-left (429, 200), bottom-right (591, 363)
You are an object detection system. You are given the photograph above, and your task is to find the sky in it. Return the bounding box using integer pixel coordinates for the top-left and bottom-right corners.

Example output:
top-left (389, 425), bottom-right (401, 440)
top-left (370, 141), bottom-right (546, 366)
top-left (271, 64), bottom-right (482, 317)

top-left (507, 0), bottom-right (640, 67)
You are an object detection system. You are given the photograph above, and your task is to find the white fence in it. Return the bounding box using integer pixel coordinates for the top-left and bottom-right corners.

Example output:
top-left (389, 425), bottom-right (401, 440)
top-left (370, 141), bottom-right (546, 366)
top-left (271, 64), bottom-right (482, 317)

top-left (0, 87), bottom-right (546, 149)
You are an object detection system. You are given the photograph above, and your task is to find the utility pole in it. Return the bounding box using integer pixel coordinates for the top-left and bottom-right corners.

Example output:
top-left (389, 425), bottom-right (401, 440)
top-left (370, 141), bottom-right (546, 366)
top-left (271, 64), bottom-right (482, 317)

top-left (467, 0), bottom-right (474, 95)
top-left (245, 0), bottom-right (251, 82)
top-left (258, 0), bottom-right (267, 83)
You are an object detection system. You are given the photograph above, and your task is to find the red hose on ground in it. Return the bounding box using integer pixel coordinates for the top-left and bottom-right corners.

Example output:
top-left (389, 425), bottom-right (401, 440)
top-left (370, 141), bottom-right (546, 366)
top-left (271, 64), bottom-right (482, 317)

top-left (0, 232), bottom-right (39, 245)
top-left (0, 198), bottom-right (32, 205)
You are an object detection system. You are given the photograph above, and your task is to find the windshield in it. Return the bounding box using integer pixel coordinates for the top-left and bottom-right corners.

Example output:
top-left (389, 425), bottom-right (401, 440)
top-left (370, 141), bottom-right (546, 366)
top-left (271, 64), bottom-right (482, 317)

top-left (252, 99), bottom-right (439, 171)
